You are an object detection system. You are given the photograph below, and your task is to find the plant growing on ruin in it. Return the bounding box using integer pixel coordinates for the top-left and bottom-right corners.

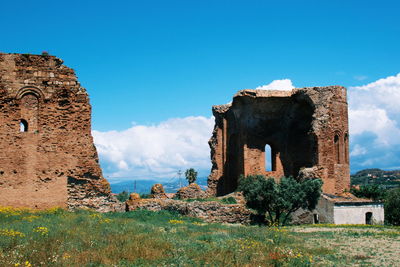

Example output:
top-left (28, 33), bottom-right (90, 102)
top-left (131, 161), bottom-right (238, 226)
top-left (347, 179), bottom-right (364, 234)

top-left (185, 168), bottom-right (198, 184)
top-left (116, 191), bottom-right (130, 202)
top-left (238, 175), bottom-right (323, 226)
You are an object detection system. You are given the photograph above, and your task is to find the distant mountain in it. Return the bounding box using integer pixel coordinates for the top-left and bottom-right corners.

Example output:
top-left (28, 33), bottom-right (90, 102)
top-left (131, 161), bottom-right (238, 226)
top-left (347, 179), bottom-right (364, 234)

top-left (351, 168), bottom-right (400, 189)
top-left (110, 176), bottom-right (208, 194)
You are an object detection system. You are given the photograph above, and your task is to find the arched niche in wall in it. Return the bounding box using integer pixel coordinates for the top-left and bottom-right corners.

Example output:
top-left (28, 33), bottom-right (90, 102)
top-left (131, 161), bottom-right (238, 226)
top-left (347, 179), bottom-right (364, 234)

top-left (16, 87), bottom-right (42, 133)
top-left (344, 132), bottom-right (349, 164)
top-left (334, 132), bottom-right (341, 164)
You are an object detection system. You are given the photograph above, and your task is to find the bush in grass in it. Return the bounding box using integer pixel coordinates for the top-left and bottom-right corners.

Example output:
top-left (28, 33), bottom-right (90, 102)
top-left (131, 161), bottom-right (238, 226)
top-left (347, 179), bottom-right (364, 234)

top-left (385, 188), bottom-right (400, 226)
top-left (238, 175), bottom-right (323, 226)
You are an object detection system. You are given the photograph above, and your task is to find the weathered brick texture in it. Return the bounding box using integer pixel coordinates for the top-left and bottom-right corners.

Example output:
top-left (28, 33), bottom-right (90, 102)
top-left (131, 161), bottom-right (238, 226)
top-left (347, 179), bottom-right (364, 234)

top-left (207, 87), bottom-right (350, 196)
top-left (0, 53), bottom-right (121, 211)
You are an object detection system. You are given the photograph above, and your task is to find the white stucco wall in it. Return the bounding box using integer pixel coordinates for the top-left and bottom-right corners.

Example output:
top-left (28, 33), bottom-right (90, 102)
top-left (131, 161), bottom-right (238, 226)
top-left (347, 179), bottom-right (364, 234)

top-left (334, 204), bottom-right (384, 225)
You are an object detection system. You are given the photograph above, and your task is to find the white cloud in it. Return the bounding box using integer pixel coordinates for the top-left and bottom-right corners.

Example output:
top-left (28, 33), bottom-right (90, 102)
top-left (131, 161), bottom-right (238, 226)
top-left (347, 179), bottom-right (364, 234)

top-left (349, 73), bottom-right (400, 115)
top-left (349, 73), bottom-right (400, 146)
top-left (256, 79), bottom-right (295, 91)
top-left (93, 116), bottom-right (214, 180)
top-left (349, 107), bottom-right (400, 146)
top-left (348, 73), bottom-right (400, 170)
top-left (350, 144), bottom-right (367, 157)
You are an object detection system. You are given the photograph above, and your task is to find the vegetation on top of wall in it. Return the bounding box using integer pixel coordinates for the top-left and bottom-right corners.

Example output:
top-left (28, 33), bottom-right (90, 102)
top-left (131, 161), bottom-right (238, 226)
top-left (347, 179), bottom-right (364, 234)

top-left (116, 191), bottom-right (130, 202)
top-left (183, 196), bottom-right (237, 204)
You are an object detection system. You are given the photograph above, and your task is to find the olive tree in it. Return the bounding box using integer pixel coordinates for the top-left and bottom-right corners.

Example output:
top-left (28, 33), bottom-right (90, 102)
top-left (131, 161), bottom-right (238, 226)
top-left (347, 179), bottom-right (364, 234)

top-left (238, 175), bottom-right (323, 226)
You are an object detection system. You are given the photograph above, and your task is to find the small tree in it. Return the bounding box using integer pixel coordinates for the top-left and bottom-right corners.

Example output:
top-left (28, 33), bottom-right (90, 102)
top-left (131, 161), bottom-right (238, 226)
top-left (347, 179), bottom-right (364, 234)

top-left (238, 175), bottom-right (323, 226)
top-left (116, 191), bottom-right (129, 202)
top-left (185, 168), bottom-right (198, 184)
top-left (385, 188), bottom-right (400, 226)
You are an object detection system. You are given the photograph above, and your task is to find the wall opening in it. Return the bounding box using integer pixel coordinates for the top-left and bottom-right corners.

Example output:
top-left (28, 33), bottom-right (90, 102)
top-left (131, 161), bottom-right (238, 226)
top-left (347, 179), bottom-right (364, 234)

top-left (20, 119), bottom-right (28, 132)
top-left (334, 134), bottom-right (340, 164)
top-left (365, 212), bottom-right (373, 225)
top-left (265, 144), bottom-right (273, 172)
top-left (313, 214), bottom-right (319, 224)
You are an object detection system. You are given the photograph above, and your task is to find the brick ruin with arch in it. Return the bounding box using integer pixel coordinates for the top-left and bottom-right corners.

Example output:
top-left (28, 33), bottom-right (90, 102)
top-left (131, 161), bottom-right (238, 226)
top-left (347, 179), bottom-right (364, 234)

top-left (207, 87), bottom-right (350, 196)
top-left (0, 53), bottom-right (120, 211)
top-left (206, 87), bottom-right (384, 224)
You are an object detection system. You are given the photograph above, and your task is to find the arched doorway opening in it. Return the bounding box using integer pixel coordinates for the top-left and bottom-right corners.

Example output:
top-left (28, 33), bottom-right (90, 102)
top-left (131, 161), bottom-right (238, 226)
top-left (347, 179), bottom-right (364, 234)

top-left (365, 212), bottom-right (373, 225)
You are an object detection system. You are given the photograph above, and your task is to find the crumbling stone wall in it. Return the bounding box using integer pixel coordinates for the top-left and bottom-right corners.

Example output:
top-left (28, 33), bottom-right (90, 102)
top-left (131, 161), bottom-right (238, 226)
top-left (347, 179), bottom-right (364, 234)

top-left (207, 87), bottom-right (350, 196)
top-left (126, 196), bottom-right (252, 224)
top-left (0, 53), bottom-right (121, 211)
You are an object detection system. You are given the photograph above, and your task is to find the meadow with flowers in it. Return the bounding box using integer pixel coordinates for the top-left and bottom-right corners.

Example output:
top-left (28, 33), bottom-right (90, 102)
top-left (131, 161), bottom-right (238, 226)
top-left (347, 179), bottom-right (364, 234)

top-left (0, 207), bottom-right (399, 266)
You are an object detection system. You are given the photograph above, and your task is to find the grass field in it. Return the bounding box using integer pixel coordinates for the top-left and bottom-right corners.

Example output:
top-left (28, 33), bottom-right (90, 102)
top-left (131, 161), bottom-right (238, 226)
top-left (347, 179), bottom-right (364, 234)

top-left (0, 207), bottom-right (399, 266)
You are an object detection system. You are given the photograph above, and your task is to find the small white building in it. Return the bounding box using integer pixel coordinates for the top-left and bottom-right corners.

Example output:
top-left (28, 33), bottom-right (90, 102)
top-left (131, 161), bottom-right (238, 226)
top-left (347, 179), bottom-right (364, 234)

top-left (314, 193), bottom-right (384, 225)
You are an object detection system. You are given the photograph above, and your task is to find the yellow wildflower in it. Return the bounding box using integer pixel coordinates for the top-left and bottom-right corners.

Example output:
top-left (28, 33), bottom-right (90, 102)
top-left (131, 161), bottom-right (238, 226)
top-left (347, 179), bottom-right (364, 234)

top-left (63, 253), bottom-right (71, 259)
top-left (0, 229), bottom-right (25, 237)
top-left (89, 213), bottom-right (102, 219)
top-left (100, 218), bottom-right (111, 224)
top-left (14, 261), bottom-right (31, 267)
top-left (34, 226), bottom-right (49, 235)
top-left (168, 219), bottom-right (184, 224)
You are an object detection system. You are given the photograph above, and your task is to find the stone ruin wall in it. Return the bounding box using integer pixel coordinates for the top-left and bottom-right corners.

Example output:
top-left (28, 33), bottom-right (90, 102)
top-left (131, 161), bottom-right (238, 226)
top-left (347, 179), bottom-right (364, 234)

top-left (207, 86), bottom-right (350, 196)
top-left (0, 53), bottom-right (121, 211)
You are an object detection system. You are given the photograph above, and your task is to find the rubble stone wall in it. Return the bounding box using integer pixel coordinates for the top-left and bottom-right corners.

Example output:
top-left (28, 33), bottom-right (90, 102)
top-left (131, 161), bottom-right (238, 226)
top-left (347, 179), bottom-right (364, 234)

top-left (207, 87), bottom-right (350, 196)
top-left (126, 198), bottom-right (252, 224)
top-left (0, 53), bottom-right (121, 211)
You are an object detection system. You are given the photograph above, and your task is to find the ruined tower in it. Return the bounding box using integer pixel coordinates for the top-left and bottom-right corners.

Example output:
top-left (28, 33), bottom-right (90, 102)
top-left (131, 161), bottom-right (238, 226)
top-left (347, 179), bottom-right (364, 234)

top-left (0, 53), bottom-right (120, 211)
top-left (207, 86), bottom-right (350, 196)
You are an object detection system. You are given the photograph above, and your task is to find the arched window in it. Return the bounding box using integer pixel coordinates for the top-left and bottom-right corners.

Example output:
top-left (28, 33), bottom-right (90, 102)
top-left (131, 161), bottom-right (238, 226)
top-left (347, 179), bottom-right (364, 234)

top-left (334, 134), bottom-right (340, 164)
top-left (265, 144), bottom-right (273, 172)
top-left (344, 133), bottom-right (349, 164)
top-left (20, 119), bottom-right (28, 132)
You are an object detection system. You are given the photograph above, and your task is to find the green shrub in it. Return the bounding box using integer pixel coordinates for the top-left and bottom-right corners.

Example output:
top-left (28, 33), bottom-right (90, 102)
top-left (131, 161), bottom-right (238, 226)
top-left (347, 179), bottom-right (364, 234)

top-left (385, 188), bottom-right (400, 226)
top-left (116, 191), bottom-right (129, 202)
top-left (220, 197), bottom-right (237, 204)
top-left (238, 175), bottom-right (322, 226)
top-left (350, 184), bottom-right (386, 201)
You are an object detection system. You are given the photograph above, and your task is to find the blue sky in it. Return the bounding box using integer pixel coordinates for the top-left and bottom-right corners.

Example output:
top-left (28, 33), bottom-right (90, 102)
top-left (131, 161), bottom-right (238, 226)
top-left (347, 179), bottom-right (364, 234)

top-left (1, 1), bottom-right (400, 181)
